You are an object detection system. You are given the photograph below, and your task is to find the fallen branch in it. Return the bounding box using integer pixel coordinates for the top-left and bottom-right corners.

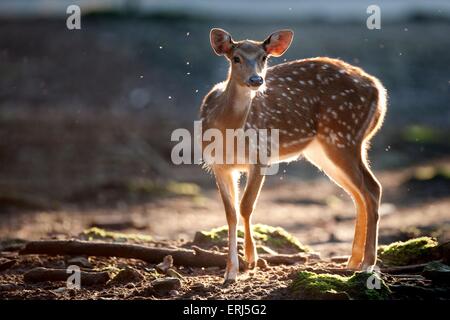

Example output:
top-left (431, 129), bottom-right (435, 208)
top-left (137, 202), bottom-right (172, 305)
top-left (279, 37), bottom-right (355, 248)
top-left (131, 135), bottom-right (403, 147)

top-left (20, 240), bottom-right (246, 269)
top-left (191, 246), bottom-right (246, 270)
top-left (24, 267), bottom-right (110, 285)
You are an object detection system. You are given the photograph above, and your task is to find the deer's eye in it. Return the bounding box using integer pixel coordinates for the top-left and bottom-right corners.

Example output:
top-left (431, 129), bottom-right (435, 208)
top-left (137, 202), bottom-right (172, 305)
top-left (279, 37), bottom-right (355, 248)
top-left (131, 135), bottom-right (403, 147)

top-left (233, 56), bottom-right (241, 63)
top-left (262, 55), bottom-right (267, 62)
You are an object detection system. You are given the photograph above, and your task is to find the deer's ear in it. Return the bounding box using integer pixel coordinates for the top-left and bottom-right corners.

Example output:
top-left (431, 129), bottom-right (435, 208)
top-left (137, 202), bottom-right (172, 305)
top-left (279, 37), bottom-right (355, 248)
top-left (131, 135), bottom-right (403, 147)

top-left (263, 30), bottom-right (294, 57)
top-left (210, 28), bottom-right (234, 56)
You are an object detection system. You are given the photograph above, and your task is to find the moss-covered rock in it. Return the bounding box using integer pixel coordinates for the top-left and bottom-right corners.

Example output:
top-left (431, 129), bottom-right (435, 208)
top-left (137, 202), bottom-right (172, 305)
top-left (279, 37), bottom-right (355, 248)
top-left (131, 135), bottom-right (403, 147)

top-left (193, 224), bottom-right (309, 254)
top-left (291, 271), bottom-right (391, 300)
top-left (378, 237), bottom-right (439, 266)
top-left (80, 227), bottom-right (153, 243)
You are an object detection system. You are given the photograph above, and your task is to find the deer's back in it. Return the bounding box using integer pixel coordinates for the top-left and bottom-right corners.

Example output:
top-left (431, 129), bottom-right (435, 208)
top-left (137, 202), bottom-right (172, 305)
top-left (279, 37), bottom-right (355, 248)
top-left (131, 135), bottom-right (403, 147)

top-left (246, 57), bottom-right (386, 152)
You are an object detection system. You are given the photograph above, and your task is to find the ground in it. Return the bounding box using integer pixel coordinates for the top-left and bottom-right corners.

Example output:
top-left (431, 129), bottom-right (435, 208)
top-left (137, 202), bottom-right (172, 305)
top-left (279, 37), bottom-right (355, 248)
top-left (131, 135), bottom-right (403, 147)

top-left (1, 160), bottom-right (449, 300)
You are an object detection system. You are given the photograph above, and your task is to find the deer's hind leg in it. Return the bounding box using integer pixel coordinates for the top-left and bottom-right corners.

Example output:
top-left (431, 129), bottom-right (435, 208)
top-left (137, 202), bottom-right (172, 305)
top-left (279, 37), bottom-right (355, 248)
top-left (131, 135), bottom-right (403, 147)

top-left (303, 140), bottom-right (381, 270)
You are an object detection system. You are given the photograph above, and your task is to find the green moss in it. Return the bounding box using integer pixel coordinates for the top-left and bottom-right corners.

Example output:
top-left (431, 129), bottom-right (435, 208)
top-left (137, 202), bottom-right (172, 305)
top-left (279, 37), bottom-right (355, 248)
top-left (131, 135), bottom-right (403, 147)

top-left (194, 224), bottom-right (309, 253)
top-left (126, 179), bottom-right (200, 197)
top-left (412, 166), bottom-right (450, 181)
top-left (402, 125), bottom-right (444, 144)
top-left (166, 181), bottom-right (200, 196)
top-left (291, 271), bottom-right (391, 300)
top-left (80, 227), bottom-right (153, 243)
top-left (378, 237), bottom-right (439, 266)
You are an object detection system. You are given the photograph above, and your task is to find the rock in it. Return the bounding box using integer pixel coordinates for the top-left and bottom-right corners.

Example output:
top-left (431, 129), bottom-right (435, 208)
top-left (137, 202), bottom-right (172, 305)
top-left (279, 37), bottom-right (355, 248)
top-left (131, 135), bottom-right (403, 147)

top-left (151, 277), bottom-right (181, 294)
top-left (378, 237), bottom-right (440, 266)
top-left (169, 290), bottom-right (179, 297)
top-left (109, 267), bottom-right (144, 285)
top-left (191, 282), bottom-right (205, 291)
top-left (193, 231), bottom-right (227, 247)
top-left (257, 258), bottom-right (269, 270)
top-left (156, 255), bottom-right (173, 274)
top-left (291, 271), bottom-right (391, 300)
top-left (67, 256), bottom-right (92, 269)
top-left (51, 287), bottom-right (67, 294)
top-left (194, 224), bottom-right (310, 254)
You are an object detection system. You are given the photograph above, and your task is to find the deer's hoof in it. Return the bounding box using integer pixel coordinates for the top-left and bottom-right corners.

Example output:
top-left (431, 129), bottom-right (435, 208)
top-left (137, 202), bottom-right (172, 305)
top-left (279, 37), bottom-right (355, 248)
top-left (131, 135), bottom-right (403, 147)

top-left (360, 262), bottom-right (376, 273)
top-left (346, 259), bottom-right (362, 271)
top-left (247, 261), bottom-right (257, 270)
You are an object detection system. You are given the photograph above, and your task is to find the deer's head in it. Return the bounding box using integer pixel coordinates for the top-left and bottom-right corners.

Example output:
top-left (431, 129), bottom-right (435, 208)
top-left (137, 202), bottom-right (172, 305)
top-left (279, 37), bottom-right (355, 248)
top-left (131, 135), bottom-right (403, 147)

top-left (210, 28), bottom-right (294, 90)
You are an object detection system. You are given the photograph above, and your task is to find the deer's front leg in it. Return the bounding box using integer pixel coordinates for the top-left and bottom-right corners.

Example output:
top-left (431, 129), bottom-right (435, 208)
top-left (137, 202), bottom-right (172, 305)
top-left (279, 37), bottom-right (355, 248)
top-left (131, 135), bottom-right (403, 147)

top-left (214, 169), bottom-right (239, 284)
top-left (240, 166), bottom-right (265, 269)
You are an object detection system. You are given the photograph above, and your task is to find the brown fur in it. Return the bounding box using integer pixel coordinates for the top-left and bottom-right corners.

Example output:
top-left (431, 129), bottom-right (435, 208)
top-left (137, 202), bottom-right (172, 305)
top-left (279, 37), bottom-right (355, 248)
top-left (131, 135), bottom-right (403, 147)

top-left (200, 29), bottom-right (387, 282)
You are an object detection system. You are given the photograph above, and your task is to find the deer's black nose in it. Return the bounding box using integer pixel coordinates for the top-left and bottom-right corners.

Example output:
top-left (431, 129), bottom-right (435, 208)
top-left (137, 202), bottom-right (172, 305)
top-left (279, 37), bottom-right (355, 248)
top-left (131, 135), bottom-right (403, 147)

top-left (248, 75), bottom-right (264, 87)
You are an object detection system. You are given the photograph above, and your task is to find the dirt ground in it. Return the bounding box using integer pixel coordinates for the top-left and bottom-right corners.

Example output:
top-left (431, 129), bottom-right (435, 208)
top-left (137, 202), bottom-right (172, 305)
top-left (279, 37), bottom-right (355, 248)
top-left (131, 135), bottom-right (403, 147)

top-left (1, 159), bottom-right (449, 300)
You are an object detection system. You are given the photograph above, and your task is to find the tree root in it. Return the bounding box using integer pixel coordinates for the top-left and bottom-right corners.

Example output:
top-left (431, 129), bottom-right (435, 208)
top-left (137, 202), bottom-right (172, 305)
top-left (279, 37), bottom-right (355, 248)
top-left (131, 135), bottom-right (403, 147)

top-left (20, 240), bottom-right (310, 270)
top-left (20, 240), bottom-right (247, 269)
top-left (261, 253), bottom-right (308, 265)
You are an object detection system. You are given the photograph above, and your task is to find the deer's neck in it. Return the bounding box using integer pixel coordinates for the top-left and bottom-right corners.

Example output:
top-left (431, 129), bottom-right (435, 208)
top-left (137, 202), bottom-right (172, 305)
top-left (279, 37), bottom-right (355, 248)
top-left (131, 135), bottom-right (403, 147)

top-left (216, 80), bottom-right (254, 129)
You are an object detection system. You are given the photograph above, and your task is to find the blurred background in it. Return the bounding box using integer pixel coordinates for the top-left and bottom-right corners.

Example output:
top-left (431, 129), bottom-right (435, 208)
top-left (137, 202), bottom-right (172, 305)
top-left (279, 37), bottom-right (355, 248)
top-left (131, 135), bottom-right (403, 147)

top-left (0, 0), bottom-right (449, 256)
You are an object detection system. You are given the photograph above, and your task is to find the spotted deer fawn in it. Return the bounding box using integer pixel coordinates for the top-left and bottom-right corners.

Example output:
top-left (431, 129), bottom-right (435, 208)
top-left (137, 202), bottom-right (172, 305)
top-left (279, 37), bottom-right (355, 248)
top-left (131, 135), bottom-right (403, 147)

top-left (199, 28), bottom-right (387, 283)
